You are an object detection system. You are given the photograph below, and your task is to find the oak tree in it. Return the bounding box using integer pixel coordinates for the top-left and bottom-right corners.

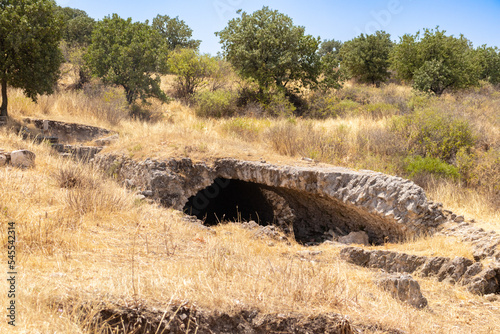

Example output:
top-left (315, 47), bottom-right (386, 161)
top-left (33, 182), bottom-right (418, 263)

top-left (0, 0), bottom-right (64, 117)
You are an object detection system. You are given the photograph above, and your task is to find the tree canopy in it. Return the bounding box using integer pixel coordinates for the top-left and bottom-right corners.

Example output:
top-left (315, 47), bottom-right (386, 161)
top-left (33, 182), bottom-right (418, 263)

top-left (391, 28), bottom-right (478, 95)
top-left (318, 39), bottom-right (343, 59)
top-left (56, 6), bottom-right (95, 46)
top-left (85, 14), bottom-right (168, 105)
top-left (167, 48), bottom-right (217, 97)
top-left (474, 45), bottom-right (500, 85)
top-left (216, 6), bottom-right (323, 92)
top-left (340, 31), bottom-right (393, 86)
top-left (1, 0), bottom-right (64, 117)
top-left (152, 14), bottom-right (200, 50)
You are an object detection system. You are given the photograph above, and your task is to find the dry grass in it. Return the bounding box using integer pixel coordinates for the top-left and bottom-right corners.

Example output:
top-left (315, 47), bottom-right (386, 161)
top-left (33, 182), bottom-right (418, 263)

top-left (1, 79), bottom-right (499, 333)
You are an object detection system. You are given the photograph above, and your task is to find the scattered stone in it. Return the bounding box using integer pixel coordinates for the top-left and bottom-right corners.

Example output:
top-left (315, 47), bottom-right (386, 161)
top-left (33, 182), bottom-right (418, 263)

top-left (484, 294), bottom-right (499, 302)
top-left (94, 134), bottom-right (119, 146)
top-left (141, 190), bottom-right (154, 197)
top-left (124, 179), bottom-right (135, 189)
top-left (338, 231), bottom-right (370, 246)
top-left (376, 273), bottom-right (428, 308)
top-left (10, 150), bottom-right (36, 168)
top-left (297, 250), bottom-right (322, 257)
top-left (52, 144), bottom-right (103, 161)
top-left (134, 194), bottom-right (146, 201)
top-left (341, 247), bottom-right (500, 296)
top-left (24, 118), bottom-right (110, 142)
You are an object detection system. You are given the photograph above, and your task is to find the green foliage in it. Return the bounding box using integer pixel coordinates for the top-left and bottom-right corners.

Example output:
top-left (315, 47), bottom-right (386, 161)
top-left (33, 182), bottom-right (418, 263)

top-left (391, 109), bottom-right (476, 162)
top-left (340, 31), bottom-right (393, 85)
top-left (0, 0), bottom-right (64, 117)
top-left (404, 155), bottom-right (459, 180)
top-left (474, 45), bottom-right (500, 85)
top-left (152, 14), bottom-right (200, 50)
top-left (305, 92), bottom-right (361, 119)
top-left (391, 28), bottom-right (479, 95)
top-left (85, 14), bottom-right (168, 105)
top-left (262, 91), bottom-right (296, 117)
top-left (195, 90), bottom-right (237, 118)
top-left (56, 6), bottom-right (95, 46)
top-left (318, 39), bottom-right (343, 59)
top-left (167, 49), bottom-right (217, 97)
top-left (317, 52), bottom-right (347, 91)
top-left (216, 6), bottom-right (322, 92)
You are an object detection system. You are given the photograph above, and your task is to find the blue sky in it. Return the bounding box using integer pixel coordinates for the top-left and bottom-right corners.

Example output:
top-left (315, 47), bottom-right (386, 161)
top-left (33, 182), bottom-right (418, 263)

top-left (56, 0), bottom-right (500, 55)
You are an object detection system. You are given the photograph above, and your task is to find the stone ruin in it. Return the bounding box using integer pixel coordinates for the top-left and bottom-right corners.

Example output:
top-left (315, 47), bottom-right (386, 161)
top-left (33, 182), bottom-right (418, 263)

top-left (93, 155), bottom-right (453, 244)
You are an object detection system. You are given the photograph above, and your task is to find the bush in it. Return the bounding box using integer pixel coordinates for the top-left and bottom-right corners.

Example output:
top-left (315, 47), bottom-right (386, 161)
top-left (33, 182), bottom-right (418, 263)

top-left (263, 91), bottom-right (296, 117)
top-left (168, 49), bottom-right (218, 98)
top-left (304, 91), bottom-right (339, 119)
top-left (404, 155), bottom-right (459, 180)
top-left (195, 90), bottom-right (238, 118)
top-left (391, 108), bottom-right (476, 163)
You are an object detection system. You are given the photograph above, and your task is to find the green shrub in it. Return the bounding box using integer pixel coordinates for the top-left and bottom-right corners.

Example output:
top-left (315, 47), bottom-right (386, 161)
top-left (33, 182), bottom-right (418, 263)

top-left (404, 155), bottom-right (459, 180)
top-left (390, 108), bottom-right (476, 162)
top-left (195, 90), bottom-right (238, 118)
top-left (304, 91), bottom-right (339, 119)
top-left (263, 91), bottom-right (296, 117)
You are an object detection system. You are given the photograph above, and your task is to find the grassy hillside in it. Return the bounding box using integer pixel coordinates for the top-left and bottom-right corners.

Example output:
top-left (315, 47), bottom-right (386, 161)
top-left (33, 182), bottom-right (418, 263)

top-left (0, 76), bottom-right (499, 333)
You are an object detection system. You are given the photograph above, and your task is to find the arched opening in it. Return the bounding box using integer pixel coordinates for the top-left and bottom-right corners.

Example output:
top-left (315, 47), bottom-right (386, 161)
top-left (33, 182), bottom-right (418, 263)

top-left (183, 178), bottom-right (275, 226)
top-left (183, 177), bottom-right (399, 245)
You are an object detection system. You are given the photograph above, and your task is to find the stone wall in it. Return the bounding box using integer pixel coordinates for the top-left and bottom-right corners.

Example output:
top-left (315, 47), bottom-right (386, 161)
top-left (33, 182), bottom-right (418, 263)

top-left (93, 154), bottom-right (452, 244)
top-left (24, 118), bottom-right (110, 143)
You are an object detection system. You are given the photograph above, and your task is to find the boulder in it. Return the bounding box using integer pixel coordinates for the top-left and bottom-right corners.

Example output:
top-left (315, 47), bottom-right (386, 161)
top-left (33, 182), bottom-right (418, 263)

top-left (338, 231), bottom-right (370, 245)
top-left (94, 134), bottom-right (119, 146)
top-left (10, 150), bottom-right (36, 168)
top-left (376, 273), bottom-right (428, 308)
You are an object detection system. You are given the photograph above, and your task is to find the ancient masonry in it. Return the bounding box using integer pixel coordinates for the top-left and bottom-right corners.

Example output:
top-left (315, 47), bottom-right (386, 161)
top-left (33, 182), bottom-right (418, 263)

top-left (93, 155), bottom-right (455, 244)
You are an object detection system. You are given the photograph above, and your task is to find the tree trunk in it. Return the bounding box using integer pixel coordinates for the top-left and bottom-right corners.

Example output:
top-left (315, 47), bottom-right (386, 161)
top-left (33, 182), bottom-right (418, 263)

top-left (0, 77), bottom-right (7, 117)
top-left (124, 87), bottom-right (134, 105)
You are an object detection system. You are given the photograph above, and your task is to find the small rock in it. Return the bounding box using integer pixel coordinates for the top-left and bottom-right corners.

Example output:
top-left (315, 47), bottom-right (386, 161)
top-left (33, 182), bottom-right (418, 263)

top-left (376, 273), bottom-right (428, 309)
top-left (141, 190), bottom-right (153, 197)
top-left (0, 154), bottom-right (6, 167)
top-left (124, 179), bottom-right (135, 188)
top-left (94, 134), bottom-right (119, 146)
top-left (297, 250), bottom-right (322, 257)
top-left (484, 294), bottom-right (499, 302)
top-left (301, 157), bottom-right (313, 162)
top-left (135, 194), bottom-right (146, 201)
top-left (10, 150), bottom-right (36, 168)
top-left (338, 231), bottom-right (370, 246)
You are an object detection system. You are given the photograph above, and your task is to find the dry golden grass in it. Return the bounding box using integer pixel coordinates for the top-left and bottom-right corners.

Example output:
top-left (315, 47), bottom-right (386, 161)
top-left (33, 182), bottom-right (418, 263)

top-left (1, 80), bottom-right (499, 333)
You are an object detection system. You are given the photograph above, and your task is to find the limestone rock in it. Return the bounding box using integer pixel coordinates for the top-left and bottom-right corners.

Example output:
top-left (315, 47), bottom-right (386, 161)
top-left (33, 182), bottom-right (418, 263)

top-left (376, 273), bottom-right (428, 308)
top-left (341, 246), bottom-right (500, 297)
top-left (338, 231), bottom-right (370, 245)
top-left (94, 134), bottom-right (119, 146)
top-left (10, 150), bottom-right (36, 168)
top-left (92, 155), bottom-right (450, 243)
top-left (24, 118), bottom-right (110, 143)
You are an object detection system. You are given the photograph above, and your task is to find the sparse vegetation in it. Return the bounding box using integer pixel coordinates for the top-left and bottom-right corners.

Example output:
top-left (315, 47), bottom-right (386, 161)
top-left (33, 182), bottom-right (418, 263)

top-left (1, 3), bottom-right (500, 334)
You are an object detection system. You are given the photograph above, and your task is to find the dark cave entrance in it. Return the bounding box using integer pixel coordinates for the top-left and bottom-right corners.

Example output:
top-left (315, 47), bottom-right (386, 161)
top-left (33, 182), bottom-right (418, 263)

top-left (183, 177), bottom-right (397, 245)
top-left (183, 178), bottom-right (275, 226)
